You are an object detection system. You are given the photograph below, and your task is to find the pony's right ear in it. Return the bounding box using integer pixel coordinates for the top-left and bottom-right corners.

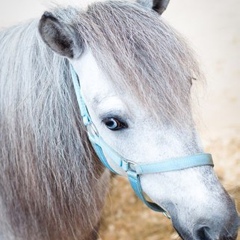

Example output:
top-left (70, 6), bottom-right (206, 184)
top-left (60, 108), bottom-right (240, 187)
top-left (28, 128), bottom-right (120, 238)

top-left (38, 11), bottom-right (84, 59)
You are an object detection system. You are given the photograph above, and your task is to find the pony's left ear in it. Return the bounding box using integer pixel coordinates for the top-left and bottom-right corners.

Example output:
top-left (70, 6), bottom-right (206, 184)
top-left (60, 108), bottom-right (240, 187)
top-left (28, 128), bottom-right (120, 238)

top-left (39, 11), bottom-right (84, 59)
top-left (138, 0), bottom-right (170, 15)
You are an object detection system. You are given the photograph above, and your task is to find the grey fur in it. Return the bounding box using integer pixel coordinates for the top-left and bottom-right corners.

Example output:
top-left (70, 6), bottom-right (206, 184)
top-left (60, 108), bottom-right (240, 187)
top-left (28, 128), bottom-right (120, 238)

top-left (39, 11), bottom-right (85, 58)
top-left (0, 19), bottom-right (108, 240)
top-left (41, 1), bottom-right (201, 129)
top-left (0, 1), bottom-right (202, 239)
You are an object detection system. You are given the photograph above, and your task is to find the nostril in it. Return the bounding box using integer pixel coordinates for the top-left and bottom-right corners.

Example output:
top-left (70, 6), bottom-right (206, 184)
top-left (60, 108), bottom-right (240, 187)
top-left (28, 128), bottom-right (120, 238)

top-left (195, 225), bottom-right (237, 240)
top-left (195, 226), bottom-right (212, 240)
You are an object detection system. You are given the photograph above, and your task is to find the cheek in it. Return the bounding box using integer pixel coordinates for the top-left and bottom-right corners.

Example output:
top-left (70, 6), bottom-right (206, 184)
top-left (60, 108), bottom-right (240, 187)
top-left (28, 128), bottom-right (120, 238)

top-left (91, 117), bottom-right (194, 165)
top-left (98, 127), bottom-right (159, 162)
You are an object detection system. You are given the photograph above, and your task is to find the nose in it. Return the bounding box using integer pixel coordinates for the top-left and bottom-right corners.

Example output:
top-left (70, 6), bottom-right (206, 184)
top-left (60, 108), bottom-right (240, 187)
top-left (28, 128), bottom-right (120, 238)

top-left (193, 223), bottom-right (238, 240)
top-left (173, 217), bottom-right (238, 240)
top-left (193, 199), bottom-right (239, 240)
top-left (171, 199), bottom-right (239, 240)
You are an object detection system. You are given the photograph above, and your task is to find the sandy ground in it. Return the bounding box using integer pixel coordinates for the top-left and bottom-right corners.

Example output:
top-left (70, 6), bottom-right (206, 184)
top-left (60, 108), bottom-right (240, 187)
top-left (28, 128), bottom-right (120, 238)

top-left (1, 0), bottom-right (239, 239)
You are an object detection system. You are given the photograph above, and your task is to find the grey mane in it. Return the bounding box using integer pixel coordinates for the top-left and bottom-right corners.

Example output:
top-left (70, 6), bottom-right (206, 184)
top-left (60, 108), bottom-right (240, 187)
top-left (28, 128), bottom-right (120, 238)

top-left (0, 19), bottom-right (106, 240)
top-left (49, 1), bottom-right (202, 127)
top-left (0, 1), bottom-right (202, 239)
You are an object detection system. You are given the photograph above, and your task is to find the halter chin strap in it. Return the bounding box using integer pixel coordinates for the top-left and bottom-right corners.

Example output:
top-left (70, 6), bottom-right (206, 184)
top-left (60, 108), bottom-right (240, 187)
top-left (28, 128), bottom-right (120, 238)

top-left (70, 65), bottom-right (214, 217)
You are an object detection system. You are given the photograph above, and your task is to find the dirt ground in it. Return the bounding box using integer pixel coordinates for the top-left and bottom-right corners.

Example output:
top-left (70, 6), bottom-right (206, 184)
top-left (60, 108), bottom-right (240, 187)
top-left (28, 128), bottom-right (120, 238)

top-left (1, 0), bottom-right (239, 239)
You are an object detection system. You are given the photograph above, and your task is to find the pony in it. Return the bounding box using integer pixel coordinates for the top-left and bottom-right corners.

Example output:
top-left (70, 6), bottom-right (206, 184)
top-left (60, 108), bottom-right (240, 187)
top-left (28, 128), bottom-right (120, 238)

top-left (0, 0), bottom-right (238, 239)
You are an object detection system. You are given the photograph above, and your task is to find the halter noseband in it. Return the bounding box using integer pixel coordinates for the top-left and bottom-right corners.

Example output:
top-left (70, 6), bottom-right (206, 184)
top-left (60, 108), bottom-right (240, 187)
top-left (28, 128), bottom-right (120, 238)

top-left (70, 65), bottom-right (214, 217)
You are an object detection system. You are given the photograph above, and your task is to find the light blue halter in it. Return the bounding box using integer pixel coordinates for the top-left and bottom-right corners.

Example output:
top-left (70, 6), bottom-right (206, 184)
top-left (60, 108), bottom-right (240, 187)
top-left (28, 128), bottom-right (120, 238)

top-left (70, 65), bottom-right (214, 217)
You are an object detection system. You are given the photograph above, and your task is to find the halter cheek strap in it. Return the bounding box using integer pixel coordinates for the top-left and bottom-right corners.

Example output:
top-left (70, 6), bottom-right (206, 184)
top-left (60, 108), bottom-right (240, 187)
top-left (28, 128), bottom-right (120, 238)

top-left (70, 64), bottom-right (214, 216)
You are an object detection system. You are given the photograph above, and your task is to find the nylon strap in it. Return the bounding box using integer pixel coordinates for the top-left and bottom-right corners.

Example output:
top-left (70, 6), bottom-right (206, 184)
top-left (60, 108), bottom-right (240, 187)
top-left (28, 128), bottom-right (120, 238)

top-left (70, 64), bottom-right (214, 216)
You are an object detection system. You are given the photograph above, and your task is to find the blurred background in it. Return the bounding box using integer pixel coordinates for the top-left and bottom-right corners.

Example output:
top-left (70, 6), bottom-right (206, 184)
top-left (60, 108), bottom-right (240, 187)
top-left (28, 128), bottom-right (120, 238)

top-left (1, 0), bottom-right (239, 239)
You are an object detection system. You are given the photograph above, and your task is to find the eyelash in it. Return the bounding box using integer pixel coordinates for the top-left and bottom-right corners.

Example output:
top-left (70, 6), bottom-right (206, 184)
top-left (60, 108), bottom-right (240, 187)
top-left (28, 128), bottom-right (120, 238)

top-left (102, 117), bottom-right (128, 131)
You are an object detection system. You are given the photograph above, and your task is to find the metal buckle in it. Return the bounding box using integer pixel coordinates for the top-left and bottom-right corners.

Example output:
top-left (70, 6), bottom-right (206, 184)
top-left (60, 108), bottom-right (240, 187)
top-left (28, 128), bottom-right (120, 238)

top-left (128, 160), bottom-right (137, 172)
top-left (121, 160), bottom-right (137, 173)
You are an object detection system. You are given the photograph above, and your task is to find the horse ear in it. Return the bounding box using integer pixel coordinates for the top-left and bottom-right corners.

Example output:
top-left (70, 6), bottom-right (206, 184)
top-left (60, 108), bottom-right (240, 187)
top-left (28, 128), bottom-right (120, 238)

top-left (38, 11), bottom-right (84, 59)
top-left (138, 0), bottom-right (170, 15)
top-left (152, 0), bottom-right (170, 14)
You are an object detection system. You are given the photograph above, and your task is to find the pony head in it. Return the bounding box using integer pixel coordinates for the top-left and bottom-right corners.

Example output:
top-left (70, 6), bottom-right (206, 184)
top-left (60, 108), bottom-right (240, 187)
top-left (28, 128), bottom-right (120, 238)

top-left (39, 0), bottom-right (239, 239)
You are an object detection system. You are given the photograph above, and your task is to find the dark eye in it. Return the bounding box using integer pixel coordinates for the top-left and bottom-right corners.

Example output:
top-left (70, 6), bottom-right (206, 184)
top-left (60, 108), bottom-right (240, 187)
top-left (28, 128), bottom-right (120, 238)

top-left (103, 117), bottom-right (128, 131)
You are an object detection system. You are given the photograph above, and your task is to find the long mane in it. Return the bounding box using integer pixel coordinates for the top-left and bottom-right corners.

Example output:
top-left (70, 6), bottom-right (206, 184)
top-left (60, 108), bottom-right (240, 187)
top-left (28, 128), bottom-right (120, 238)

top-left (0, 1), bottom-right (202, 239)
top-left (0, 19), bottom-right (106, 240)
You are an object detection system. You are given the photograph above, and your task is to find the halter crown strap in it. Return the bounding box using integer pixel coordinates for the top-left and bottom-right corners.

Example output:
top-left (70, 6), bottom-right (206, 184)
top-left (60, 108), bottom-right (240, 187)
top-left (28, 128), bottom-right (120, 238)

top-left (70, 65), bottom-right (214, 216)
